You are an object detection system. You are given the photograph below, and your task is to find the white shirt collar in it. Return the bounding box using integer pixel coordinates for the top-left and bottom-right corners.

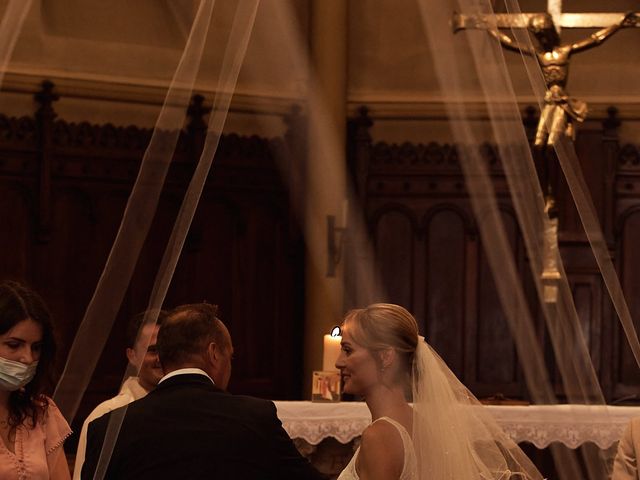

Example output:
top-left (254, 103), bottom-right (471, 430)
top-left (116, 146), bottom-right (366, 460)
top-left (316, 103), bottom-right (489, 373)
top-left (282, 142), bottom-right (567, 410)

top-left (158, 367), bottom-right (215, 385)
top-left (119, 376), bottom-right (150, 400)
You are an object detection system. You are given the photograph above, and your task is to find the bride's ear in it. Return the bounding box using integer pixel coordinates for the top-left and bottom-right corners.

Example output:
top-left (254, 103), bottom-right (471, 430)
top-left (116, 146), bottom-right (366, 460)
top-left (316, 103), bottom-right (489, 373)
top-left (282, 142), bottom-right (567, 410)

top-left (378, 348), bottom-right (396, 371)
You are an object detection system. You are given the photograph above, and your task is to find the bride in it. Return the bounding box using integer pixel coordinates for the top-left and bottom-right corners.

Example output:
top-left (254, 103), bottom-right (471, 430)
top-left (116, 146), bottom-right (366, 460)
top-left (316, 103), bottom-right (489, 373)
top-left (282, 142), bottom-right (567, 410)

top-left (335, 303), bottom-right (543, 480)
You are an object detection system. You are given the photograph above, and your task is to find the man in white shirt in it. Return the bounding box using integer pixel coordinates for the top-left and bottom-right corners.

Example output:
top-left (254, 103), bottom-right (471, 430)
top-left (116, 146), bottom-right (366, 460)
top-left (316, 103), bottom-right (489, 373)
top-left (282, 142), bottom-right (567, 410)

top-left (72, 310), bottom-right (167, 479)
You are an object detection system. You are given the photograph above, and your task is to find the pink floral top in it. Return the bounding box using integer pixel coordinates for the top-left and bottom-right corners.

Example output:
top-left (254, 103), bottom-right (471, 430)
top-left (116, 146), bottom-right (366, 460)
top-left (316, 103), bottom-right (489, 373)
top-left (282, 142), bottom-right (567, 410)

top-left (0, 398), bottom-right (72, 480)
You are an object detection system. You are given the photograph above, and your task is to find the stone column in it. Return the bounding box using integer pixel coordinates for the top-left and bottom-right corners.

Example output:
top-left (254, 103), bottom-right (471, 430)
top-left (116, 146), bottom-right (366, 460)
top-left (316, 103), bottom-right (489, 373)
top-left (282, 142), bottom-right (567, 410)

top-left (303, 0), bottom-right (349, 394)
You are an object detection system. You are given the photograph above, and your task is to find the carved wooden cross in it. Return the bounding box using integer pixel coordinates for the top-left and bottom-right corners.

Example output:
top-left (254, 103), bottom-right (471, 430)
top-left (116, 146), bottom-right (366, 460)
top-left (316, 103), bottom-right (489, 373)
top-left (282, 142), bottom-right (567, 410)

top-left (453, 0), bottom-right (640, 33)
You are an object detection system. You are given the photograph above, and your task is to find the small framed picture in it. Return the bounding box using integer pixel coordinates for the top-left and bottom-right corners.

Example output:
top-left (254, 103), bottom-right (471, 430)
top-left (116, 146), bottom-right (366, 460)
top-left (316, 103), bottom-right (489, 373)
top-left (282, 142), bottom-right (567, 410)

top-left (311, 371), bottom-right (341, 402)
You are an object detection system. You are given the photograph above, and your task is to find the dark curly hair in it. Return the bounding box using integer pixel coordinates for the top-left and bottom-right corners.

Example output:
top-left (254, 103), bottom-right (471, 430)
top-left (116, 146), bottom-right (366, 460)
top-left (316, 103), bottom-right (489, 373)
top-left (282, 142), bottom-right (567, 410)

top-left (0, 281), bottom-right (56, 431)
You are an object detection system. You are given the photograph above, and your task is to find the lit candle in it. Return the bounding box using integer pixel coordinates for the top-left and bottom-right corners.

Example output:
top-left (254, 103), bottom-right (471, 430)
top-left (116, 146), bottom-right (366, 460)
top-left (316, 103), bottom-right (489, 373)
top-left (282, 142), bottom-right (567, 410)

top-left (322, 326), bottom-right (342, 371)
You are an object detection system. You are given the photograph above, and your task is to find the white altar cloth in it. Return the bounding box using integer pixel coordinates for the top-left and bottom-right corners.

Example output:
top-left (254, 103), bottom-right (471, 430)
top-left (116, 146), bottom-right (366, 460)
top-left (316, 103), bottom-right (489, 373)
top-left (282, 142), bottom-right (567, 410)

top-left (274, 401), bottom-right (639, 449)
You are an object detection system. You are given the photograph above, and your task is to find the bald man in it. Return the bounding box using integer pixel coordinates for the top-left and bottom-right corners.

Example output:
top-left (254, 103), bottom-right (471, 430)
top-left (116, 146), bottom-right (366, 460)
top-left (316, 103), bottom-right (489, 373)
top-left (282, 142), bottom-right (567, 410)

top-left (82, 303), bottom-right (325, 480)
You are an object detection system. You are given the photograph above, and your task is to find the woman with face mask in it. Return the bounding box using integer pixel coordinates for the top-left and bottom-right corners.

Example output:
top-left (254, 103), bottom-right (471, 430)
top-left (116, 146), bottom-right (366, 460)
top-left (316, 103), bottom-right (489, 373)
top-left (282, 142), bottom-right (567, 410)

top-left (0, 281), bottom-right (72, 479)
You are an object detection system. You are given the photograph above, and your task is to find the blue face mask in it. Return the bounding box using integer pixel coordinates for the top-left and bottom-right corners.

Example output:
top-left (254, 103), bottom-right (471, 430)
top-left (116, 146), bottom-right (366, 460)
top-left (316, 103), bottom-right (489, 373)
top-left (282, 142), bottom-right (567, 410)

top-left (0, 356), bottom-right (38, 391)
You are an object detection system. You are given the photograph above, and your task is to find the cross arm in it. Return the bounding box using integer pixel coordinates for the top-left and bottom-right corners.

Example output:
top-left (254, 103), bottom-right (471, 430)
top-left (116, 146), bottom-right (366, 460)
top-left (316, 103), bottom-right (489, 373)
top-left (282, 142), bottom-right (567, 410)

top-left (452, 12), bottom-right (640, 33)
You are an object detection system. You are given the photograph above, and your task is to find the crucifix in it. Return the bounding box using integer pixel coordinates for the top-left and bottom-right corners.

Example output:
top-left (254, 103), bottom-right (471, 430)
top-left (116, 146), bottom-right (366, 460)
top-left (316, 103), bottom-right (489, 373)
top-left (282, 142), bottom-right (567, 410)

top-left (453, 2), bottom-right (639, 147)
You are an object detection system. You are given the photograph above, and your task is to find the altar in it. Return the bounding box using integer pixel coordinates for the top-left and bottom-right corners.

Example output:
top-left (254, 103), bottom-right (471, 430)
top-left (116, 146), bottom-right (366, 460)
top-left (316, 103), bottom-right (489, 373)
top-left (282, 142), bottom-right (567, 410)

top-left (274, 402), bottom-right (638, 478)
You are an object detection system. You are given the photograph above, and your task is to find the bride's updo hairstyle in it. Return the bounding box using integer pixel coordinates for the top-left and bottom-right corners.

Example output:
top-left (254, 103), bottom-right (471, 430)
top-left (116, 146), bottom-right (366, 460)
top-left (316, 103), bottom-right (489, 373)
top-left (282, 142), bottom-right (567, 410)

top-left (342, 303), bottom-right (419, 379)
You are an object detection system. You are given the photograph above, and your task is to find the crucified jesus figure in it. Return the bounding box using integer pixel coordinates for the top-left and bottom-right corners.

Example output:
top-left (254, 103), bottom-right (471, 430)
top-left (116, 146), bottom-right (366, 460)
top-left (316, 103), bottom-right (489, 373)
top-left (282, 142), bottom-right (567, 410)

top-left (489, 11), bottom-right (638, 147)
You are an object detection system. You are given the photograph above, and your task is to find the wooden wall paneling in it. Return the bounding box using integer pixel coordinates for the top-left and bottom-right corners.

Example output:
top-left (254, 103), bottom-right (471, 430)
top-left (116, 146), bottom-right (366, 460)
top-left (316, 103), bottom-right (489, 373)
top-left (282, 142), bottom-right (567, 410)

top-left (126, 193), bottom-right (181, 310)
top-left (518, 240), bottom-right (544, 403)
top-left (347, 110), bottom-right (640, 480)
top-left (34, 81), bottom-right (58, 243)
top-left (555, 129), bottom-right (608, 242)
top-left (551, 128), bottom-right (613, 400)
top-left (46, 187), bottom-right (100, 369)
top-left (412, 218), bottom-right (427, 335)
top-left (424, 207), bottom-right (468, 379)
top-left (473, 209), bottom-right (521, 397)
top-left (539, 272), bottom-right (604, 400)
top-left (351, 110), bottom-right (629, 401)
top-left (598, 108), bottom-right (619, 401)
top-left (0, 181), bottom-right (34, 281)
top-left (602, 108), bottom-right (621, 245)
top-left (613, 207), bottom-right (640, 398)
top-left (539, 243), bottom-right (602, 400)
top-left (167, 194), bottom-right (238, 313)
top-left (600, 291), bottom-right (615, 402)
top-left (80, 188), bottom-right (132, 416)
top-left (212, 133), bottom-right (304, 399)
top-left (0, 83), bottom-right (306, 415)
top-left (251, 201), bottom-right (288, 395)
top-left (268, 200), bottom-right (305, 399)
top-left (574, 129), bottom-right (608, 230)
top-left (229, 197), bottom-right (272, 396)
top-left (373, 207), bottom-right (415, 309)
top-left (51, 185), bottom-right (132, 436)
top-left (571, 276), bottom-right (603, 378)
top-left (227, 196), bottom-right (293, 398)
top-left (612, 140), bottom-right (640, 401)
top-left (463, 222), bottom-right (480, 392)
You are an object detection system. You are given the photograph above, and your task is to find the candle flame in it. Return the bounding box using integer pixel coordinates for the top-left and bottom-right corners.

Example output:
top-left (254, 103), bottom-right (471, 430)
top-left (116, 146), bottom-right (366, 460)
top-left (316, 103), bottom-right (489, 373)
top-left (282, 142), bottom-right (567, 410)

top-left (330, 326), bottom-right (341, 337)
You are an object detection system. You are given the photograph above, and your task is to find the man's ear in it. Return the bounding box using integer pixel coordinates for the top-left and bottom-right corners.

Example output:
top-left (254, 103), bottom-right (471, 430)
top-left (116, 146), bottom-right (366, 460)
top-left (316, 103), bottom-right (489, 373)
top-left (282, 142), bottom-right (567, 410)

top-left (126, 347), bottom-right (136, 366)
top-left (206, 342), bottom-right (217, 366)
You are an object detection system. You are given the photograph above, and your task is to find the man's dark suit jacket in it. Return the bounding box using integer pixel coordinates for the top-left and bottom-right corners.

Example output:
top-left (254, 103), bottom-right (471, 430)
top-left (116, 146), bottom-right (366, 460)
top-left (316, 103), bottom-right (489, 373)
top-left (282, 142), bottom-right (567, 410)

top-left (82, 373), bottom-right (325, 480)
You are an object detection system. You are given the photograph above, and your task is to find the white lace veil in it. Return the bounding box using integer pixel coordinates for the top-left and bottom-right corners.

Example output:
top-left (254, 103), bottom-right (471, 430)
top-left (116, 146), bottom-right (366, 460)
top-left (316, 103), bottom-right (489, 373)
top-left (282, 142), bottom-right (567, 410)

top-left (412, 339), bottom-right (544, 480)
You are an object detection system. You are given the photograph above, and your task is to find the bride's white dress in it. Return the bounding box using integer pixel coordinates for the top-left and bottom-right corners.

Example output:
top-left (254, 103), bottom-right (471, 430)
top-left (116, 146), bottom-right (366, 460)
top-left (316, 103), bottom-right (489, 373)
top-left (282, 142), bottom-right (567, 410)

top-left (337, 416), bottom-right (417, 480)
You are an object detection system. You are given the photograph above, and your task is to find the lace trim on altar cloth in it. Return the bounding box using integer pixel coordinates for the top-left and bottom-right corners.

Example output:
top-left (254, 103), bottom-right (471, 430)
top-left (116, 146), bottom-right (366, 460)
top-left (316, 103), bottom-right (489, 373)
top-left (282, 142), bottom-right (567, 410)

top-left (486, 405), bottom-right (629, 449)
top-left (276, 401), bottom-right (371, 445)
top-left (275, 401), bottom-right (636, 449)
top-left (497, 420), bottom-right (624, 449)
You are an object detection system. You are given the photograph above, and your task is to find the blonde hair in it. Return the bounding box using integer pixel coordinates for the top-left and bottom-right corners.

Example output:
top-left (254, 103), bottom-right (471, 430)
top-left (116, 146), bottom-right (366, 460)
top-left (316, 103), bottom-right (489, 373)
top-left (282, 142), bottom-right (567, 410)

top-left (342, 303), bottom-right (419, 373)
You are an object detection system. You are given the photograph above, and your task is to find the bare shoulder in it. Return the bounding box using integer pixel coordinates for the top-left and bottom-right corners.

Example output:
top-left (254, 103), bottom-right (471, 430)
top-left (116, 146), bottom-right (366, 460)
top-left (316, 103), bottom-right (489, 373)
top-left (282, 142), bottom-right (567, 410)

top-left (629, 416), bottom-right (640, 438)
top-left (357, 420), bottom-right (404, 480)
